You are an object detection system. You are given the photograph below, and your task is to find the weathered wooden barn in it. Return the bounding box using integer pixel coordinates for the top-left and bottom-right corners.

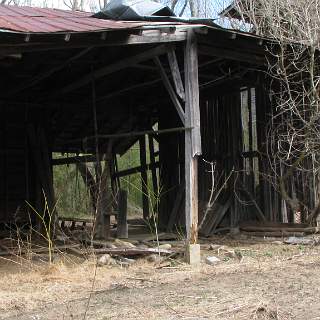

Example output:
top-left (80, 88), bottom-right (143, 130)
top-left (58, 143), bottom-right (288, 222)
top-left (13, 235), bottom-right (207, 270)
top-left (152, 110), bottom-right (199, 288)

top-left (0, 3), bottom-right (308, 242)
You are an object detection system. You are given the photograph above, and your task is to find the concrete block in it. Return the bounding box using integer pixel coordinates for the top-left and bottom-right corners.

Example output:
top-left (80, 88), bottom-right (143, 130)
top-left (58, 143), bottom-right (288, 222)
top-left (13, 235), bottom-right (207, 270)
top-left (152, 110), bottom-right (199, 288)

top-left (185, 243), bottom-right (201, 265)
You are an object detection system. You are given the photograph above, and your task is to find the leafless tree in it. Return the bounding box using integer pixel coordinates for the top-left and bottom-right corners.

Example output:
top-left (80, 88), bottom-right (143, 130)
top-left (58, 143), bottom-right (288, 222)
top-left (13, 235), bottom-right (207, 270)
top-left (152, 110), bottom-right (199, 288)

top-left (1, 0), bottom-right (221, 17)
top-left (225, 0), bottom-right (320, 223)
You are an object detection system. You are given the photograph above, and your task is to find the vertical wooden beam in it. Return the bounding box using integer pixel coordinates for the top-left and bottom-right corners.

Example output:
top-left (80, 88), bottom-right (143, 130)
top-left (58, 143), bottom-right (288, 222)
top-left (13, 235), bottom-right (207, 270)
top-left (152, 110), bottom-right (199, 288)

top-left (139, 136), bottom-right (150, 220)
top-left (184, 30), bottom-right (201, 248)
top-left (27, 125), bottom-right (56, 233)
top-left (148, 134), bottom-right (158, 198)
top-left (113, 154), bottom-right (121, 191)
top-left (117, 189), bottom-right (128, 239)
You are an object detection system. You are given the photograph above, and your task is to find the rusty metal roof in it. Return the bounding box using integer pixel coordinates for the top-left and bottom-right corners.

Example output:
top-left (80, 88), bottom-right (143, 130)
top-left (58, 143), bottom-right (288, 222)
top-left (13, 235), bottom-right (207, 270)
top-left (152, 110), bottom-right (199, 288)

top-left (0, 4), bottom-right (149, 33)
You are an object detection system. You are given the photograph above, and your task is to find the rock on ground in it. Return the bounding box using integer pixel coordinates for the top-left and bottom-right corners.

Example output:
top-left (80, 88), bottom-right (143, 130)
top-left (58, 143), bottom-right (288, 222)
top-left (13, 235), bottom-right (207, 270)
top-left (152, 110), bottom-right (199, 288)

top-left (205, 256), bottom-right (221, 265)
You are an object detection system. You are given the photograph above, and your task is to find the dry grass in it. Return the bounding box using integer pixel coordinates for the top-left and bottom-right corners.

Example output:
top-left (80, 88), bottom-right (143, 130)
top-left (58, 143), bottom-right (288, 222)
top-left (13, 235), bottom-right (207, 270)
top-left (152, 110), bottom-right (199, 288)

top-left (0, 236), bottom-right (320, 319)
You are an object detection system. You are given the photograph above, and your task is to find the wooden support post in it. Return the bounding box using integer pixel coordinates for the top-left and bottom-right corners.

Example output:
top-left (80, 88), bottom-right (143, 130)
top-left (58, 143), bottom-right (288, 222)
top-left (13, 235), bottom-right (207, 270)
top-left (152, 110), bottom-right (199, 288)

top-left (91, 70), bottom-right (111, 240)
top-left (148, 134), bottom-right (158, 198)
top-left (184, 30), bottom-right (202, 265)
top-left (139, 136), bottom-right (150, 220)
top-left (77, 162), bottom-right (97, 212)
top-left (27, 125), bottom-right (56, 234)
top-left (95, 156), bottom-right (112, 240)
top-left (117, 189), bottom-right (128, 239)
top-left (113, 154), bottom-right (121, 191)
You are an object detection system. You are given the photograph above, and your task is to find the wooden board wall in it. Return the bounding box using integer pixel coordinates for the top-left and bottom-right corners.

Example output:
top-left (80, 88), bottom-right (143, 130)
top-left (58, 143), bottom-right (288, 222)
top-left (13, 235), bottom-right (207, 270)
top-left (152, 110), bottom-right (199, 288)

top-left (0, 104), bottom-right (31, 223)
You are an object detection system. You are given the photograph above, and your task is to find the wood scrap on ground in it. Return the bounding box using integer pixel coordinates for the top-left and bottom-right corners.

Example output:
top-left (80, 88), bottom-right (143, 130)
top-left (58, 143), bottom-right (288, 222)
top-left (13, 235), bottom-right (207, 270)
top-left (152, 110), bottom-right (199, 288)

top-left (92, 247), bottom-right (172, 256)
top-left (199, 196), bottom-right (232, 236)
top-left (0, 243), bottom-right (81, 257)
top-left (239, 221), bottom-right (320, 238)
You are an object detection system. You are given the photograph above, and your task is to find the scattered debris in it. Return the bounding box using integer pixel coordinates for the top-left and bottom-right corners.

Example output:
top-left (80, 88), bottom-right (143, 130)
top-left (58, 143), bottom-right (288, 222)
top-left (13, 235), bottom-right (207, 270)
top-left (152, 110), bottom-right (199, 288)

top-left (136, 244), bottom-right (149, 249)
top-left (284, 237), bottom-right (315, 245)
top-left (0, 243), bottom-right (81, 257)
top-left (98, 254), bottom-right (117, 266)
top-left (147, 254), bottom-right (163, 263)
top-left (224, 249), bottom-right (236, 259)
top-left (117, 257), bottom-right (136, 267)
top-left (208, 244), bottom-right (222, 251)
top-left (239, 222), bottom-right (320, 238)
top-left (114, 239), bottom-right (136, 248)
top-left (205, 256), bottom-right (221, 265)
top-left (93, 247), bottom-right (172, 256)
top-left (272, 240), bottom-right (283, 245)
top-left (131, 232), bottom-right (178, 242)
top-left (230, 227), bottom-right (240, 235)
top-left (158, 244), bottom-right (172, 250)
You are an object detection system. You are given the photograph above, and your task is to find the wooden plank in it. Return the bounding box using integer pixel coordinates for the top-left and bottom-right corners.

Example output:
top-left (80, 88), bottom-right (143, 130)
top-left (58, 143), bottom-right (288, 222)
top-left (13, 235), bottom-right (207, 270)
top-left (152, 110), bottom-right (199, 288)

top-left (241, 231), bottom-right (305, 238)
top-left (198, 44), bottom-right (266, 65)
top-left (153, 56), bottom-right (186, 125)
top-left (139, 136), bottom-right (150, 220)
top-left (0, 30), bottom-right (187, 55)
top-left (52, 154), bottom-right (97, 166)
top-left (54, 45), bottom-right (172, 96)
top-left (167, 184), bottom-right (184, 232)
top-left (64, 126), bottom-right (192, 146)
top-left (93, 247), bottom-right (172, 256)
top-left (184, 30), bottom-right (201, 244)
top-left (207, 197), bottom-right (232, 236)
top-left (148, 135), bottom-right (158, 198)
top-left (167, 48), bottom-right (185, 101)
top-left (117, 189), bottom-right (128, 239)
top-left (240, 225), bottom-right (319, 233)
top-left (239, 221), bottom-right (309, 228)
top-left (114, 161), bottom-right (160, 178)
top-left (58, 217), bottom-right (93, 223)
top-left (186, 33), bottom-right (201, 157)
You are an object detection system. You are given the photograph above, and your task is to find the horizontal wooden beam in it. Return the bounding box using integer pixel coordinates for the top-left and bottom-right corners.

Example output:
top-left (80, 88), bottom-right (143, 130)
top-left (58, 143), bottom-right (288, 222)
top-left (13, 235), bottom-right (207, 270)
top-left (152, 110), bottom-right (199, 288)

top-left (96, 57), bottom-right (226, 104)
top-left (114, 161), bottom-right (160, 178)
top-left (0, 29), bottom-right (187, 55)
top-left (198, 45), bottom-right (266, 65)
top-left (52, 154), bottom-right (97, 166)
top-left (63, 126), bottom-right (192, 145)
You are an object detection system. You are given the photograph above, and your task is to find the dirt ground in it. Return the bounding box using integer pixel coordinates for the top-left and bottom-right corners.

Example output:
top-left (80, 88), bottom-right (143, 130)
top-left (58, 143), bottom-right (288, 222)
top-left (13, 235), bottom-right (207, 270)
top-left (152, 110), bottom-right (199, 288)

top-left (1, 236), bottom-right (320, 320)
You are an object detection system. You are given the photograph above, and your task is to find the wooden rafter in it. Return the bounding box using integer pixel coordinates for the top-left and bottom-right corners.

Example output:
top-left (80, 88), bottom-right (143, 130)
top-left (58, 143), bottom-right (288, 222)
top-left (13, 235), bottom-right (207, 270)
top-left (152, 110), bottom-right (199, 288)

top-left (51, 44), bottom-right (173, 97)
top-left (5, 47), bottom-right (93, 97)
top-left (198, 44), bottom-right (266, 65)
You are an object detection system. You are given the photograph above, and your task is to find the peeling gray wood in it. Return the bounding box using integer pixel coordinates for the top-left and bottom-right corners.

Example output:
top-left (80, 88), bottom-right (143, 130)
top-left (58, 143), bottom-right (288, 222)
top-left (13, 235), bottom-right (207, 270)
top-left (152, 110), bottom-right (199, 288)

top-left (167, 48), bottom-right (185, 101)
top-left (184, 30), bottom-right (201, 243)
top-left (153, 56), bottom-right (185, 125)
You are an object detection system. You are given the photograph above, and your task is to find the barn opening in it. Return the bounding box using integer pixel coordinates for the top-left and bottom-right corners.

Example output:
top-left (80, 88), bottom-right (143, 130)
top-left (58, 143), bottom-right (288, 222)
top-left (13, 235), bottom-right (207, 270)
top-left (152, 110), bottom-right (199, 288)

top-left (0, 3), bottom-right (317, 256)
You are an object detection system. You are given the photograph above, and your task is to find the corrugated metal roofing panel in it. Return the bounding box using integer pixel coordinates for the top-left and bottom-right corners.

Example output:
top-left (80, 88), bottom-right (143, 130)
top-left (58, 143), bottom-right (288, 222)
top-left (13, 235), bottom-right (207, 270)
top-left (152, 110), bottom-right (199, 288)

top-left (0, 4), bottom-right (146, 33)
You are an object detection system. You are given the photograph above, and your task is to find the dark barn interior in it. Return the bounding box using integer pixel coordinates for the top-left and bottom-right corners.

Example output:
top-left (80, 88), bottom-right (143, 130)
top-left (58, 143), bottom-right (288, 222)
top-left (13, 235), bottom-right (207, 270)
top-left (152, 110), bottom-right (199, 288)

top-left (0, 4), bottom-right (312, 243)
